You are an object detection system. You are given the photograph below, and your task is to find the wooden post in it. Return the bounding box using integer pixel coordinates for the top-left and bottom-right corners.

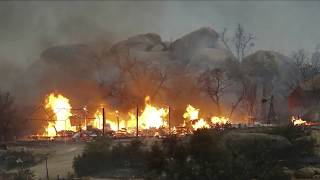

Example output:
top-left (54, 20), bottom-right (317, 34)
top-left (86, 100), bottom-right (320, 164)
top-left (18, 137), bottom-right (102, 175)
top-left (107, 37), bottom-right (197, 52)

top-left (117, 115), bottom-right (120, 131)
top-left (136, 107), bottom-right (139, 137)
top-left (102, 108), bottom-right (105, 135)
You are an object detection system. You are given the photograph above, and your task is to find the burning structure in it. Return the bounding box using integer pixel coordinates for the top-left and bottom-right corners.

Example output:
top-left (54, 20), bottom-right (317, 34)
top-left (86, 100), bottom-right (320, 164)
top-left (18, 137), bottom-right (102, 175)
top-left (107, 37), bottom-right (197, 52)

top-left (39, 92), bottom-right (231, 139)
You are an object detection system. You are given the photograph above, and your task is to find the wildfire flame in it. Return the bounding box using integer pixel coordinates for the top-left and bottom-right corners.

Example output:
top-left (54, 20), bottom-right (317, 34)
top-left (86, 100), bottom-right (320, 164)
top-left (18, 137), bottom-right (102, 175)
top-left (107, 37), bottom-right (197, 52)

top-left (44, 93), bottom-right (75, 137)
top-left (42, 93), bottom-right (232, 137)
top-left (129, 96), bottom-right (168, 129)
top-left (91, 96), bottom-right (168, 131)
top-left (183, 104), bottom-right (199, 120)
top-left (291, 116), bottom-right (312, 126)
top-left (183, 104), bottom-right (230, 130)
top-left (139, 96), bottom-right (168, 129)
top-left (192, 118), bottom-right (210, 130)
top-left (92, 110), bottom-right (124, 131)
top-left (211, 116), bottom-right (229, 125)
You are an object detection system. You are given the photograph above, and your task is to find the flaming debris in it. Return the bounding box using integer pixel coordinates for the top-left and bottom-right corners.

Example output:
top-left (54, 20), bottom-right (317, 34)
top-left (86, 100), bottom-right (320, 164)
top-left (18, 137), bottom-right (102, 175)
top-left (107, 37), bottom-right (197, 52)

top-left (183, 104), bottom-right (230, 130)
top-left (41, 92), bottom-right (234, 138)
top-left (44, 93), bottom-right (75, 136)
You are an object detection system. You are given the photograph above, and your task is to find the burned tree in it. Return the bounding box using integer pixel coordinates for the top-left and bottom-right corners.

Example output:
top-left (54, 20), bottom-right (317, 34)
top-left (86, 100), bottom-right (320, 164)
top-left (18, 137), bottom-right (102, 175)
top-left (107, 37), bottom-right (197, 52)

top-left (220, 24), bottom-right (256, 61)
top-left (198, 68), bottom-right (231, 115)
top-left (291, 49), bottom-right (318, 81)
top-left (108, 47), bottom-right (168, 109)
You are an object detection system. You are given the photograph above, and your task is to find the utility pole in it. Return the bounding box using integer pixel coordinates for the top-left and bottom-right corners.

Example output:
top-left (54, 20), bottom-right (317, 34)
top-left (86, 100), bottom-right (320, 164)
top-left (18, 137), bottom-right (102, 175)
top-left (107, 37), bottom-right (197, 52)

top-left (136, 107), bottom-right (139, 137)
top-left (45, 156), bottom-right (49, 180)
top-left (102, 108), bottom-right (105, 135)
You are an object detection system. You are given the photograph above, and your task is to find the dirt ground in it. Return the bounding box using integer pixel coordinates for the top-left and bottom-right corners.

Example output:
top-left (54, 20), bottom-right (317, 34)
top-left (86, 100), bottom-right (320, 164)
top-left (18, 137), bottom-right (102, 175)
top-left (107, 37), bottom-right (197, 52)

top-left (30, 143), bottom-right (85, 179)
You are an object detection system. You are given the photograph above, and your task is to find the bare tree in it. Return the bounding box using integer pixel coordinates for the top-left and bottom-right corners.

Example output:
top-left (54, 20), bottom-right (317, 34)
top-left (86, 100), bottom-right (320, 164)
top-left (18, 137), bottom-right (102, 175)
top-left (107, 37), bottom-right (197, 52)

top-left (220, 28), bottom-right (232, 54)
top-left (109, 47), bottom-right (168, 106)
top-left (198, 68), bottom-right (231, 115)
top-left (220, 24), bottom-right (256, 61)
top-left (291, 49), bottom-right (319, 81)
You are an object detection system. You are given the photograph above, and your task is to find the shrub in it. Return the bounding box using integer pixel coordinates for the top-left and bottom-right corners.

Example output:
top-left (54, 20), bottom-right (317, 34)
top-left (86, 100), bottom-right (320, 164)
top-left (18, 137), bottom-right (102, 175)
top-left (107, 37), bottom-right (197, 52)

top-left (73, 137), bottom-right (146, 177)
top-left (73, 126), bottom-right (317, 179)
top-left (6, 150), bottom-right (36, 170)
top-left (13, 168), bottom-right (35, 180)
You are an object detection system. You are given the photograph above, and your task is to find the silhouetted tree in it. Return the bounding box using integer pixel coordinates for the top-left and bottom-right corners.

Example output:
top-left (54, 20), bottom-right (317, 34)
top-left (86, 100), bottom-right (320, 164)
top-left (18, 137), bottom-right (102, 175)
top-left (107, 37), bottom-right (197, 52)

top-left (109, 47), bottom-right (167, 107)
top-left (0, 92), bottom-right (20, 140)
top-left (198, 68), bottom-right (231, 115)
top-left (220, 24), bottom-right (256, 61)
top-left (291, 49), bottom-right (318, 81)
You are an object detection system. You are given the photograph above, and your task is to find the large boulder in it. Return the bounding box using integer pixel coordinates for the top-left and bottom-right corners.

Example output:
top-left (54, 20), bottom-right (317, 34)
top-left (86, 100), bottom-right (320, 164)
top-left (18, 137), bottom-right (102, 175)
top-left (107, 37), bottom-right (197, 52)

top-left (171, 27), bottom-right (228, 64)
top-left (111, 33), bottom-right (164, 52)
top-left (241, 50), bottom-right (299, 85)
top-left (295, 167), bottom-right (316, 178)
top-left (241, 50), bottom-right (300, 123)
top-left (187, 48), bottom-right (235, 74)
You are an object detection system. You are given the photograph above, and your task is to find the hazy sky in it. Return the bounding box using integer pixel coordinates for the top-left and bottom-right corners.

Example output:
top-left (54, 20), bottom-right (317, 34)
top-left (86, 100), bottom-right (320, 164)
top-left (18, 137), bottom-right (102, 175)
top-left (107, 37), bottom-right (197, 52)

top-left (0, 1), bottom-right (320, 68)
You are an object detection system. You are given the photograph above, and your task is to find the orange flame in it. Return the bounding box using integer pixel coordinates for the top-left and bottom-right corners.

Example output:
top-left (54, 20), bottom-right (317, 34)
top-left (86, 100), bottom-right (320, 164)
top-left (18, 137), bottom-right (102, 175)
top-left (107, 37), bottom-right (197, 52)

top-left (183, 105), bottom-right (230, 130)
top-left (210, 116), bottom-right (229, 125)
top-left (44, 93), bottom-right (75, 137)
top-left (291, 116), bottom-right (312, 126)
top-left (192, 118), bottom-right (210, 130)
top-left (129, 96), bottom-right (168, 129)
top-left (183, 104), bottom-right (199, 120)
top-left (91, 110), bottom-right (125, 131)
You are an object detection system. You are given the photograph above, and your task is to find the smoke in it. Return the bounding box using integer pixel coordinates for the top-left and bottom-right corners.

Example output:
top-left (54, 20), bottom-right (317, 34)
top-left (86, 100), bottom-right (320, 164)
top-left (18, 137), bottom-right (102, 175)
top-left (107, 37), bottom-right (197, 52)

top-left (0, 1), bottom-right (318, 127)
top-left (1, 1), bottom-right (320, 70)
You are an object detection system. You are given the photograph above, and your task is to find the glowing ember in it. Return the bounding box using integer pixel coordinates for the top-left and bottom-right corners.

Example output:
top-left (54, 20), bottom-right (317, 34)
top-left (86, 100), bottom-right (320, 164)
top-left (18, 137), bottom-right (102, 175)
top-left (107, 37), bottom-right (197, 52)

top-left (44, 93), bottom-right (75, 136)
top-left (183, 104), bottom-right (199, 120)
top-left (210, 116), bottom-right (229, 125)
top-left (192, 118), bottom-right (210, 130)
